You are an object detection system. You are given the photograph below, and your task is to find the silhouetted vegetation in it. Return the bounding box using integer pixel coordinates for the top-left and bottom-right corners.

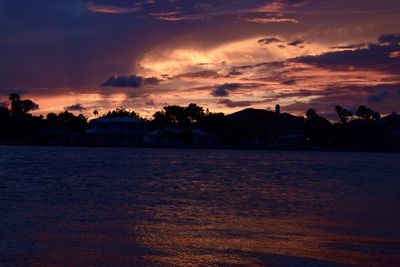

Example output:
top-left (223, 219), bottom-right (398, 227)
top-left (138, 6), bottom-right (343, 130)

top-left (304, 108), bottom-right (333, 147)
top-left (335, 105), bottom-right (353, 124)
top-left (0, 93), bottom-right (86, 145)
top-left (332, 105), bottom-right (387, 150)
top-left (100, 107), bottom-right (141, 119)
top-left (0, 93), bottom-right (399, 151)
top-left (46, 111), bottom-right (88, 133)
top-left (150, 103), bottom-right (206, 129)
top-left (356, 105), bottom-right (381, 120)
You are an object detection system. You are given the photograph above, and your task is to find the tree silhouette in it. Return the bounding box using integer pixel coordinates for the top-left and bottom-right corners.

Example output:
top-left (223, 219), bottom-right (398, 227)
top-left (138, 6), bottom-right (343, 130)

top-left (45, 111), bottom-right (88, 134)
top-left (335, 105), bottom-right (353, 124)
top-left (185, 103), bottom-right (205, 124)
top-left (356, 105), bottom-right (380, 120)
top-left (152, 104), bottom-right (208, 129)
top-left (304, 108), bottom-right (332, 146)
top-left (46, 112), bottom-right (58, 122)
top-left (21, 100), bottom-right (37, 113)
top-left (8, 93), bottom-right (38, 116)
top-left (0, 106), bottom-right (11, 138)
top-left (275, 104), bottom-right (281, 114)
top-left (100, 108), bottom-right (141, 119)
top-left (0, 106), bottom-right (10, 119)
top-left (9, 93), bottom-right (21, 115)
top-left (198, 110), bottom-right (225, 133)
top-left (164, 105), bottom-right (188, 125)
top-left (306, 108), bottom-right (317, 119)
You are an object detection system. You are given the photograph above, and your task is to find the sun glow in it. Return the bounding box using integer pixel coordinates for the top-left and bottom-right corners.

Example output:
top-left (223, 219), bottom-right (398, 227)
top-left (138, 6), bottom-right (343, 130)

top-left (29, 93), bottom-right (128, 116)
top-left (138, 37), bottom-right (331, 77)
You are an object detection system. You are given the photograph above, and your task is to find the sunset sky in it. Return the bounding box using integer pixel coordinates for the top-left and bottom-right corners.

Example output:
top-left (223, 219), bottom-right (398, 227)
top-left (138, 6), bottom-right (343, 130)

top-left (1, 0), bottom-right (400, 118)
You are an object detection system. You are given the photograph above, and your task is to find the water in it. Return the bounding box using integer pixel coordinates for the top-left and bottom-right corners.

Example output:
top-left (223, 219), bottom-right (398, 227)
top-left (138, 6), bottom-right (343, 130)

top-left (0, 146), bottom-right (399, 266)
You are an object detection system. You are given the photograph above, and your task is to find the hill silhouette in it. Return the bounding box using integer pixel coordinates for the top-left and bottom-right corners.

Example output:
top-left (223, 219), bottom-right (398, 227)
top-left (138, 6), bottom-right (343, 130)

top-left (221, 108), bottom-right (304, 147)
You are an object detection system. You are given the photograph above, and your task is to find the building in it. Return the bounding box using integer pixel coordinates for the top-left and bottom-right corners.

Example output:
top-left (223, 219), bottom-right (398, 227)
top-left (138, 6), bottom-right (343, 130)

top-left (86, 116), bottom-right (148, 146)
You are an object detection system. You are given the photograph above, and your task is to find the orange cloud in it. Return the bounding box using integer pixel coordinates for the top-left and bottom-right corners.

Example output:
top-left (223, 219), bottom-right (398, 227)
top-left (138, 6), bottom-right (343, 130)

top-left (255, 0), bottom-right (309, 13)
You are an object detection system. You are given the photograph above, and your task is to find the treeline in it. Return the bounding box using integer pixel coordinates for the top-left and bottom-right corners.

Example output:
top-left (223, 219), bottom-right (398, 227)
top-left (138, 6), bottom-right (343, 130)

top-left (0, 94), bottom-right (225, 145)
top-left (0, 94), bottom-right (87, 144)
top-left (0, 93), bottom-right (399, 150)
top-left (304, 106), bottom-right (399, 150)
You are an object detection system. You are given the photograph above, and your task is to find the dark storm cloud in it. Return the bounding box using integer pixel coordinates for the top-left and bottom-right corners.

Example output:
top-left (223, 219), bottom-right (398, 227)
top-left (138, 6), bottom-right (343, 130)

top-left (0, 0), bottom-right (180, 91)
top-left (367, 91), bottom-right (391, 103)
top-left (143, 77), bottom-right (162, 85)
top-left (212, 83), bottom-right (241, 97)
top-left (0, 0), bottom-right (83, 22)
top-left (87, 0), bottom-right (270, 21)
top-left (362, 84), bottom-right (400, 103)
top-left (227, 69), bottom-right (243, 76)
top-left (234, 61), bottom-right (285, 72)
top-left (378, 33), bottom-right (400, 44)
top-left (2, 0), bottom-right (400, 117)
top-left (102, 75), bottom-right (142, 88)
top-left (294, 34), bottom-right (400, 74)
top-left (263, 89), bottom-right (316, 102)
top-left (0, 0), bottom-right (280, 91)
top-left (288, 40), bottom-right (304, 46)
top-left (218, 99), bottom-right (255, 108)
top-left (176, 70), bottom-right (220, 79)
top-left (102, 75), bottom-right (161, 88)
top-left (321, 83), bottom-right (400, 100)
top-left (64, 103), bottom-right (87, 112)
top-left (281, 79), bottom-right (297, 85)
top-left (254, 61), bottom-right (287, 69)
top-left (258, 37), bottom-right (283, 45)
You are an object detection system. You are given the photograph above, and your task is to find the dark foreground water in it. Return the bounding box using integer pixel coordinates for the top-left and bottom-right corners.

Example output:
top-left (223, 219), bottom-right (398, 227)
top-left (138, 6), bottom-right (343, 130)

top-left (0, 146), bottom-right (400, 267)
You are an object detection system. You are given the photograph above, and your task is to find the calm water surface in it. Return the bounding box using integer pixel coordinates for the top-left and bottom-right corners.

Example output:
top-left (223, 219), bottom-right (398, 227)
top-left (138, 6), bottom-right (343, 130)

top-left (0, 146), bottom-right (400, 266)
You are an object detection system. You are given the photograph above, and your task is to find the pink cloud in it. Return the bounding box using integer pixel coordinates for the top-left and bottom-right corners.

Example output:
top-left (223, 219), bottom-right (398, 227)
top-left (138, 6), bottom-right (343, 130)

top-left (86, 2), bottom-right (142, 14)
top-left (245, 17), bottom-right (299, 24)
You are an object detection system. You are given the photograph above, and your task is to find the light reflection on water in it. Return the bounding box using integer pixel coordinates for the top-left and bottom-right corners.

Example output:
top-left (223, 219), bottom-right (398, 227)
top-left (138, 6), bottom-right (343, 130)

top-left (0, 146), bottom-right (399, 266)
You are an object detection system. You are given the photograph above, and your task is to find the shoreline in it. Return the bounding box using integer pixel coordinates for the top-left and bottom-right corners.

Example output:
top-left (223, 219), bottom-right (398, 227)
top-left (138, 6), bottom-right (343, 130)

top-left (1, 142), bottom-right (399, 153)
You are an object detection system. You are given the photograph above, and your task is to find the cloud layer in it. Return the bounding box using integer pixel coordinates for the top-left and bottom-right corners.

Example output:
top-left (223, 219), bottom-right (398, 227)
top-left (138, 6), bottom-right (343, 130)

top-left (102, 75), bottom-right (161, 88)
top-left (1, 0), bottom-right (400, 117)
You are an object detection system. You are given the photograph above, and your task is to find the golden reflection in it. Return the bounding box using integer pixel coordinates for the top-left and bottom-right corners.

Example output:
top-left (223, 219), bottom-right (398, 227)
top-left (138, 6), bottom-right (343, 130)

top-left (132, 201), bottom-right (400, 266)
